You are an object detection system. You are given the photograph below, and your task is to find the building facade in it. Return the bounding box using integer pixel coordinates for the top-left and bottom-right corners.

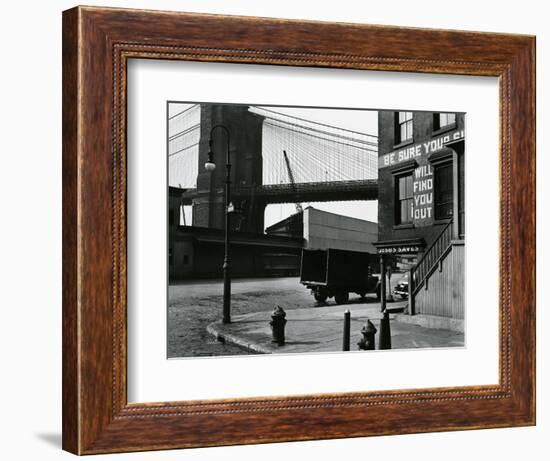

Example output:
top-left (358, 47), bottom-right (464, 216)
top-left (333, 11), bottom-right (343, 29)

top-left (266, 207), bottom-right (378, 253)
top-left (374, 111), bottom-right (465, 320)
top-left (168, 187), bottom-right (303, 280)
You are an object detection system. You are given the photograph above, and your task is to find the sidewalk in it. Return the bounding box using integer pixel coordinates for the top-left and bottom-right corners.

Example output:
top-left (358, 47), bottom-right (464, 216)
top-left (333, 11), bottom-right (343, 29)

top-left (206, 301), bottom-right (465, 354)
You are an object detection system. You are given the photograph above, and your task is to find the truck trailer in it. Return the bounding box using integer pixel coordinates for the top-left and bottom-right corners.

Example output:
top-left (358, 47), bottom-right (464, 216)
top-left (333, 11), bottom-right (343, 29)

top-left (300, 248), bottom-right (381, 304)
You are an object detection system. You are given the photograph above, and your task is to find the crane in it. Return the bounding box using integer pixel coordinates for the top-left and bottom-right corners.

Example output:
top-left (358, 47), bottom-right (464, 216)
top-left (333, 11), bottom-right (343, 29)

top-left (282, 150), bottom-right (303, 214)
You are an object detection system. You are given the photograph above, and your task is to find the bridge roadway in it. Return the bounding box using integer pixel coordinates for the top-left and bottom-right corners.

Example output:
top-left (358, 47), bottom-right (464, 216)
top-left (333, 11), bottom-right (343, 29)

top-left (180, 179), bottom-right (378, 205)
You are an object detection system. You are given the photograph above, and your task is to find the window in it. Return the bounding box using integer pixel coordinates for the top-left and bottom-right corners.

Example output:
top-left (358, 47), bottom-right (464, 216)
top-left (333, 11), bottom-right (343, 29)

top-left (395, 173), bottom-right (413, 224)
top-left (395, 111), bottom-right (413, 144)
top-left (433, 113), bottom-right (456, 131)
top-left (434, 162), bottom-right (454, 219)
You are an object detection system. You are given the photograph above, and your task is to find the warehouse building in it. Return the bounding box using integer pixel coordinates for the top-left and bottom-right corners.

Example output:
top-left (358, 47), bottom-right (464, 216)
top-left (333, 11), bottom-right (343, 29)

top-left (266, 207), bottom-right (377, 253)
top-left (168, 187), bottom-right (303, 280)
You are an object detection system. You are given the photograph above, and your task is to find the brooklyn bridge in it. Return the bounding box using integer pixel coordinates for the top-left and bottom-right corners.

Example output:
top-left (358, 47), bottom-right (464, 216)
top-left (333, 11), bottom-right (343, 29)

top-left (168, 103), bottom-right (378, 233)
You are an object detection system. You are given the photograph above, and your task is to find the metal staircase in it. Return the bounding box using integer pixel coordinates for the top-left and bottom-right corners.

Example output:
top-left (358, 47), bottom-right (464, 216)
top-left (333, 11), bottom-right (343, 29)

top-left (411, 220), bottom-right (453, 296)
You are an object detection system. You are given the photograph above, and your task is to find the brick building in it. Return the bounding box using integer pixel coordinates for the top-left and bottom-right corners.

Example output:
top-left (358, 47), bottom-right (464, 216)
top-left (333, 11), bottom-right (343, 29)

top-left (374, 111), bottom-right (465, 320)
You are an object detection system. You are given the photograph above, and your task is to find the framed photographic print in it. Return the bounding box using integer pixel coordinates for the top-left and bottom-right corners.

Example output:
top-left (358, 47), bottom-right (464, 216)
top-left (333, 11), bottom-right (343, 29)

top-left (62, 6), bottom-right (535, 455)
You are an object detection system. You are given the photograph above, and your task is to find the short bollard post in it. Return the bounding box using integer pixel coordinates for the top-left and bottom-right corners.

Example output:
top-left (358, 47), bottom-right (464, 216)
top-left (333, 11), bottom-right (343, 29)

top-left (378, 310), bottom-right (392, 350)
top-left (342, 310), bottom-right (351, 351)
top-left (357, 319), bottom-right (377, 350)
top-left (270, 306), bottom-right (287, 346)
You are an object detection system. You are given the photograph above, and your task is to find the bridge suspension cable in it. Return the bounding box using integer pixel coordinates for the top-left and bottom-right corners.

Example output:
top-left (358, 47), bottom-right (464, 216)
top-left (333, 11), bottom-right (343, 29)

top-left (168, 103), bottom-right (200, 188)
top-left (249, 106), bottom-right (378, 186)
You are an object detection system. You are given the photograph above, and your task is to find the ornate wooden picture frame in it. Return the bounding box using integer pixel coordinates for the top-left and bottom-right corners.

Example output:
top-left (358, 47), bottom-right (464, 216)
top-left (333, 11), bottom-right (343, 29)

top-left (62, 6), bottom-right (535, 455)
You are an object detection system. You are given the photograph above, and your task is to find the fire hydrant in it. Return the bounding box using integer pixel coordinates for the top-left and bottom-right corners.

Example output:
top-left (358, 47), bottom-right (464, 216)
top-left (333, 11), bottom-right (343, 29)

top-left (357, 319), bottom-right (377, 350)
top-left (270, 305), bottom-right (287, 346)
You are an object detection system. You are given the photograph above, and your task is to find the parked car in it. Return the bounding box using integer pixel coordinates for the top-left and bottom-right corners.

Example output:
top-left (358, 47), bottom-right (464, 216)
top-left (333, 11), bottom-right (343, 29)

top-left (300, 248), bottom-right (381, 304)
top-left (393, 276), bottom-right (409, 299)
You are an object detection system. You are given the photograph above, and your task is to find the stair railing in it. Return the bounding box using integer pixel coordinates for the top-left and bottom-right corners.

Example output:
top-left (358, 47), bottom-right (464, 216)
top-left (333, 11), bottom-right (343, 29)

top-left (411, 220), bottom-right (453, 295)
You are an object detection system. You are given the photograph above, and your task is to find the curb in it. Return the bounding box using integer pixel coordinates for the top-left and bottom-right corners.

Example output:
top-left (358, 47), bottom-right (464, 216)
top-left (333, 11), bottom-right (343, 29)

top-left (206, 321), bottom-right (272, 354)
top-left (394, 313), bottom-right (464, 333)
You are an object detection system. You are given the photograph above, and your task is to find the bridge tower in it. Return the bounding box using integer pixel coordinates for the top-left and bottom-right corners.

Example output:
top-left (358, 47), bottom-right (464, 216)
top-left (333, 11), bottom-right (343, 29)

top-left (193, 104), bottom-right (266, 233)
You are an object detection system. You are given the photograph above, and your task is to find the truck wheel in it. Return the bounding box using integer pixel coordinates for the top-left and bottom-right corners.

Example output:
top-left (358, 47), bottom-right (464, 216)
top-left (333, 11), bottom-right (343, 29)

top-left (314, 288), bottom-right (328, 303)
top-left (334, 291), bottom-right (349, 305)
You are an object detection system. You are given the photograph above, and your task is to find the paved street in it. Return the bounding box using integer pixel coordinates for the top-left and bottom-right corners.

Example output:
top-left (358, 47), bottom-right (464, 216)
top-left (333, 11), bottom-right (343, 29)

top-left (168, 276), bottom-right (404, 358)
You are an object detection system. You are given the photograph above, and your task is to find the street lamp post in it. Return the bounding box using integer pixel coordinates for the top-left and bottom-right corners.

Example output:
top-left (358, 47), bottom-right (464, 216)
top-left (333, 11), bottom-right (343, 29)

top-left (204, 125), bottom-right (232, 324)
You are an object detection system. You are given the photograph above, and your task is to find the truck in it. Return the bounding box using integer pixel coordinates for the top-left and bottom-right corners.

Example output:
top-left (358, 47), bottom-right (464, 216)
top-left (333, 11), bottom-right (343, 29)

top-left (300, 248), bottom-right (381, 304)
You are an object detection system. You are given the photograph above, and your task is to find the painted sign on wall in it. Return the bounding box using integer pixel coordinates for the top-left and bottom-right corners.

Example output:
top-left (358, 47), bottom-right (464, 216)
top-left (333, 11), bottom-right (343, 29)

top-left (412, 164), bottom-right (433, 226)
top-left (379, 129), bottom-right (464, 169)
top-left (377, 245), bottom-right (421, 255)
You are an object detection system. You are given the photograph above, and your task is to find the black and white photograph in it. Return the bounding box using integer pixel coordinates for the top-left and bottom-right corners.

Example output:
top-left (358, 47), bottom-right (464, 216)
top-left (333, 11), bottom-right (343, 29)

top-left (167, 102), bottom-right (465, 358)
